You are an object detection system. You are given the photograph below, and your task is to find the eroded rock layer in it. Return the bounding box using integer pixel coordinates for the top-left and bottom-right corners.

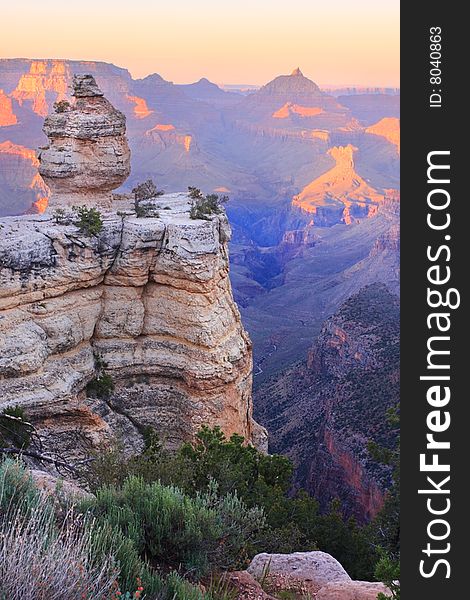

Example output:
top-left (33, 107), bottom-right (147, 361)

top-left (38, 75), bottom-right (130, 209)
top-left (0, 194), bottom-right (265, 455)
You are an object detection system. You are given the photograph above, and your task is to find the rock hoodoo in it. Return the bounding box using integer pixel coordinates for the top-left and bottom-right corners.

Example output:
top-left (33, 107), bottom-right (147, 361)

top-left (38, 74), bottom-right (131, 209)
top-left (0, 75), bottom-right (266, 460)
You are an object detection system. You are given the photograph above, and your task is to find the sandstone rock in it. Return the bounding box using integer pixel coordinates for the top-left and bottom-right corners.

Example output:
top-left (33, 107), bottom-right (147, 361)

top-left (254, 284), bottom-right (399, 522)
top-left (0, 72), bottom-right (266, 463)
top-left (316, 580), bottom-right (391, 600)
top-left (292, 145), bottom-right (383, 226)
top-left (0, 194), bottom-right (266, 458)
top-left (38, 74), bottom-right (130, 209)
top-left (10, 59), bottom-right (69, 117)
top-left (222, 571), bottom-right (277, 600)
top-left (247, 551), bottom-right (351, 592)
top-left (0, 89), bottom-right (17, 126)
top-left (30, 469), bottom-right (92, 500)
top-left (0, 141), bottom-right (49, 216)
top-left (72, 74), bottom-right (104, 97)
top-left (366, 117), bottom-right (400, 154)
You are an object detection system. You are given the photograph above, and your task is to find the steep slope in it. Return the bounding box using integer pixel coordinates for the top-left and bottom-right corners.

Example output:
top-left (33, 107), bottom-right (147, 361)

top-left (234, 199), bottom-right (400, 382)
top-left (365, 117), bottom-right (400, 154)
top-left (254, 284), bottom-right (400, 522)
top-left (0, 140), bottom-right (49, 216)
top-left (0, 89), bottom-right (17, 126)
top-left (0, 75), bottom-right (266, 463)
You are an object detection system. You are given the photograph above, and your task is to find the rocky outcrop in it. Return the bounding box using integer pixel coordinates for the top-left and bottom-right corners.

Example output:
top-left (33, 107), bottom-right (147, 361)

top-left (0, 193), bottom-right (265, 456)
top-left (365, 117), bottom-right (400, 154)
top-left (10, 60), bottom-right (69, 117)
top-left (248, 552), bottom-right (351, 591)
top-left (272, 103), bottom-right (324, 119)
top-left (38, 75), bottom-right (130, 209)
top-left (0, 77), bottom-right (266, 462)
top-left (30, 469), bottom-right (93, 500)
top-left (144, 124), bottom-right (194, 153)
top-left (246, 552), bottom-right (390, 600)
top-left (253, 68), bottom-right (324, 102)
top-left (292, 145), bottom-right (383, 226)
top-left (223, 571), bottom-right (277, 600)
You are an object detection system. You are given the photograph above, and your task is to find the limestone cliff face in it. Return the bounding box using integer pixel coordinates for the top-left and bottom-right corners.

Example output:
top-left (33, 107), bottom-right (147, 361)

top-left (0, 89), bottom-right (17, 126)
top-left (0, 75), bottom-right (266, 459)
top-left (38, 75), bottom-right (131, 209)
top-left (0, 141), bottom-right (49, 216)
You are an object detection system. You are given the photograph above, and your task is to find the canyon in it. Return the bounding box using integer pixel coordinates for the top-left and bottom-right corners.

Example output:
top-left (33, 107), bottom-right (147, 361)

top-left (254, 284), bottom-right (400, 521)
top-left (0, 59), bottom-right (399, 520)
top-left (0, 75), bottom-right (266, 462)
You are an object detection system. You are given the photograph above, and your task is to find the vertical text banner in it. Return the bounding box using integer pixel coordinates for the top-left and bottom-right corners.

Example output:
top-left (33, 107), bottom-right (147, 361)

top-left (401, 3), bottom-right (467, 598)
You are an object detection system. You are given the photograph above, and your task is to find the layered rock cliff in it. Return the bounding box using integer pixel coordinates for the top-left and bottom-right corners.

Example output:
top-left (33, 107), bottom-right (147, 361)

top-left (291, 145), bottom-right (384, 226)
top-left (0, 75), bottom-right (266, 461)
top-left (0, 89), bottom-right (17, 126)
top-left (254, 283), bottom-right (399, 522)
top-left (38, 74), bottom-right (131, 209)
top-left (0, 141), bottom-right (49, 216)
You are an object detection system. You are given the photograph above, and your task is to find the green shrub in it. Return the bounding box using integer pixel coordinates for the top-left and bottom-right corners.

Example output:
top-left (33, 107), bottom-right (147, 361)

top-left (188, 187), bottom-right (228, 220)
top-left (375, 552), bottom-right (400, 599)
top-left (0, 459), bottom-right (246, 600)
top-left (86, 373), bottom-right (115, 399)
top-left (82, 426), bottom-right (379, 579)
top-left (72, 205), bottom-right (103, 237)
top-left (164, 571), bottom-right (218, 600)
top-left (0, 459), bottom-right (43, 516)
top-left (54, 99), bottom-right (71, 113)
top-left (0, 407), bottom-right (33, 450)
top-left (52, 207), bottom-right (70, 225)
top-left (135, 201), bottom-right (160, 218)
top-left (80, 476), bottom-right (265, 576)
top-left (132, 179), bottom-right (164, 201)
top-left (84, 431), bottom-right (193, 493)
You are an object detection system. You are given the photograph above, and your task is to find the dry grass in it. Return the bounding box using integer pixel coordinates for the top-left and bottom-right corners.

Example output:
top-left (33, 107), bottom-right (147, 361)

top-left (0, 496), bottom-right (118, 599)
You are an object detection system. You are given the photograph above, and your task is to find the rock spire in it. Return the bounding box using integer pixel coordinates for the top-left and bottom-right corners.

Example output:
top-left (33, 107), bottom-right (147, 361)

top-left (38, 74), bottom-right (130, 209)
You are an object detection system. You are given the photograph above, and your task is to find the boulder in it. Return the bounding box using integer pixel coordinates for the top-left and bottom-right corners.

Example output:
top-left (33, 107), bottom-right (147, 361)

top-left (30, 469), bottom-right (92, 500)
top-left (223, 571), bottom-right (276, 600)
top-left (247, 551), bottom-right (351, 592)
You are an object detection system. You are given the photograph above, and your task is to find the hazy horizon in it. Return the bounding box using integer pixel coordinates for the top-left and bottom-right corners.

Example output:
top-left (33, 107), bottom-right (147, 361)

top-left (0, 56), bottom-right (401, 89)
top-left (2, 0), bottom-right (399, 87)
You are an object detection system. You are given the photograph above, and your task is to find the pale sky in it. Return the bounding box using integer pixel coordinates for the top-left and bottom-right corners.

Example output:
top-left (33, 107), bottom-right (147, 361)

top-left (2, 0), bottom-right (399, 86)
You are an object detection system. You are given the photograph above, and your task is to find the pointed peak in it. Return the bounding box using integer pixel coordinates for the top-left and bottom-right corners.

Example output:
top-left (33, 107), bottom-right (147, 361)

top-left (291, 67), bottom-right (303, 76)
